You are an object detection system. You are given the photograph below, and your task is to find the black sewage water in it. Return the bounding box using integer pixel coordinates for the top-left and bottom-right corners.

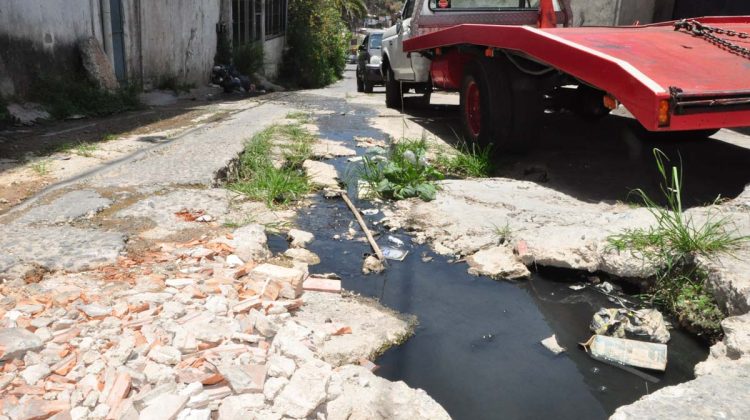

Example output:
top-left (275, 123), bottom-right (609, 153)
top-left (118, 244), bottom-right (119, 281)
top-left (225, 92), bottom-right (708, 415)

top-left (280, 93), bottom-right (709, 420)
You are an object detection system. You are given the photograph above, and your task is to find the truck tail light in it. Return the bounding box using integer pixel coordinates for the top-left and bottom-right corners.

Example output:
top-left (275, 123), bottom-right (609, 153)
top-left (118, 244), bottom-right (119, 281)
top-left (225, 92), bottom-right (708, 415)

top-left (603, 94), bottom-right (618, 110)
top-left (658, 99), bottom-right (671, 127)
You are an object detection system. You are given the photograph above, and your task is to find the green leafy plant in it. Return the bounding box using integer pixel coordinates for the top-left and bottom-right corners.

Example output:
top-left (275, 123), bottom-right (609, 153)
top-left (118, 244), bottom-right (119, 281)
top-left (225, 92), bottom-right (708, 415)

top-left (359, 138), bottom-right (444, 201)
top-left (233, 42), bottom-right (265, 77)
top-left (608, 149), bottom-right (747, 340)
top-left (435, 142), bottom-right (494, 178)
top-left (281, 0), bottom-right (348, 88)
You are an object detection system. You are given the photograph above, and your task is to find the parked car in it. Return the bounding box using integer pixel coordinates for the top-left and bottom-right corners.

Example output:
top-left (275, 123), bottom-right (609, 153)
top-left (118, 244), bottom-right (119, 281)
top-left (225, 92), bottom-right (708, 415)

top-left (356, 30), bottom-right (384, 93)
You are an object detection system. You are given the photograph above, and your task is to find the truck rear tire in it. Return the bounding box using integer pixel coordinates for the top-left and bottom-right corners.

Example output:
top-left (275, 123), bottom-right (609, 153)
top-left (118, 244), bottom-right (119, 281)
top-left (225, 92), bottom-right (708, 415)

top-left (460, 60), bottom-right (498, 146)
top-left (385, 65), bottom-right (403, 109)
top-left (461, 57), bottom-right (543, 151)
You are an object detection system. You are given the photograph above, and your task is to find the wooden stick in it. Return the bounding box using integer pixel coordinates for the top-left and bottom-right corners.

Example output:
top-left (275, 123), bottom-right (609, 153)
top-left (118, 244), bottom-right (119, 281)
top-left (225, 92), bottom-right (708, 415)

top-left (340, 192), bottom-right (385, 261)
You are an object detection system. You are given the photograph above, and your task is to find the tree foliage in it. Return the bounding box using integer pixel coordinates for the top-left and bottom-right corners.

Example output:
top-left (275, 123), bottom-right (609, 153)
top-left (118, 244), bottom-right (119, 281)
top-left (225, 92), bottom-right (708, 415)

top-left (282, 0), bottom-right (348, 88)
top-left (334, 0), bottom-right (368, 20)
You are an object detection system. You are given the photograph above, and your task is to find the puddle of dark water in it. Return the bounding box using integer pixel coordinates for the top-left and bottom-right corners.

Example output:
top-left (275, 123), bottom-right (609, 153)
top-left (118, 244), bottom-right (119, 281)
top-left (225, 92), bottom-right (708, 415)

top-left (281, 92), bottom-right (708, 420)
top-left (271, 197), bottom-right (708, 420)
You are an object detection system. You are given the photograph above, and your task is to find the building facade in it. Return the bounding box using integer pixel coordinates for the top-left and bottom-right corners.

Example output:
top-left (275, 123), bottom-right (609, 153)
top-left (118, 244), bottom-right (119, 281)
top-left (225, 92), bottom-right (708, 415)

top-left (0, 0), bottom-right (287, 99)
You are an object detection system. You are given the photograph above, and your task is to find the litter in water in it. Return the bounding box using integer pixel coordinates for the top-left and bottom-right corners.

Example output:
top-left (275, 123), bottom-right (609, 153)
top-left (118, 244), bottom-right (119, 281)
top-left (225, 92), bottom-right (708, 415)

top-left (387, 236), bottom-right (405, 247)
top-left (541, 334), bottom-right (566, 355)
top-left (382, 247), bottom-right (409, 261)
top-left (581, 335), bottom-right (667, 372)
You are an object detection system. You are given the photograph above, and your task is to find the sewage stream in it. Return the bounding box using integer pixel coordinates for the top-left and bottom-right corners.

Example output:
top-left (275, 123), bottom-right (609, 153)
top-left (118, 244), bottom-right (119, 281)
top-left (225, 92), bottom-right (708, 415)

top-left (280, 91), bottom-right (709, 419)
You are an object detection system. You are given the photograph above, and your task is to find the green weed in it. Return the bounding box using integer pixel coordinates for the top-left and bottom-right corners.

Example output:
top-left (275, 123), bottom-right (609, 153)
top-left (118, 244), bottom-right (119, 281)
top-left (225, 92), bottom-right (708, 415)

top-left (358, 138), bottom-right (444, 201)
top-left (608, 149), bottom-right (747, 339)
top-left (226, 125), bottom-right (312, 207)
top-left (493, 223), bottom-right (513, 245)
top-left (74, 142), bottom-right (98, 157)
top-left (435, 142), bottom-right (494, 178)
top-left (233, 42), bottom-right (265, 77)
top-left (30, 159), bottom-right (50, 176)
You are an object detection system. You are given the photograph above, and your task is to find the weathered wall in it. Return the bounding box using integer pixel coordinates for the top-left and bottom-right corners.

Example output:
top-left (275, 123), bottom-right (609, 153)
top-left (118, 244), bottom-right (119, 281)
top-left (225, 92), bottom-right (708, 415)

top-left (0, 0), bottom-right (103, 97)
top-left (135, 0), bottom-right (221, 87)
top-left (569, 0), bottom-right (657, 26)
top-left (263, 36), bottom-right (285, 78)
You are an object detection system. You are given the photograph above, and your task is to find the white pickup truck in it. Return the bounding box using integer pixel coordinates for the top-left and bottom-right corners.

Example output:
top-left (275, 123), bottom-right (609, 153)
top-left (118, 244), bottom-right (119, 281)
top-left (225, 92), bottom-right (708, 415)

top-left (380, 0), bottom-right (570, 110)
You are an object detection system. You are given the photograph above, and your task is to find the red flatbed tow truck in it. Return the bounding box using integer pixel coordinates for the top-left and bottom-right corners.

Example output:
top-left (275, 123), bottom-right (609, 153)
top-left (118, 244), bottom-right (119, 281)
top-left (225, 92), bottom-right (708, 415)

top-left (382, 0), bottom-right (750, 147)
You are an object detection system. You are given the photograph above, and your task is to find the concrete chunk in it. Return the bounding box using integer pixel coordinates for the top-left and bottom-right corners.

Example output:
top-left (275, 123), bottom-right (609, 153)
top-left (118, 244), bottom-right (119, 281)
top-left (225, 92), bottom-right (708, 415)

top-left (248, 264), bottom-right (305, 298)
top-left (138, 394), bottom-right (188, 420)
top-left (0, 328), bottom-right (44, 361)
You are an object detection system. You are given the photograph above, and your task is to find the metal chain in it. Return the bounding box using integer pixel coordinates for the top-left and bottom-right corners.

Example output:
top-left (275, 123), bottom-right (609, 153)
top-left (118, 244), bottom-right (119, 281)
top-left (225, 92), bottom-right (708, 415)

top-left (674, 19), bottom-right (750, 59)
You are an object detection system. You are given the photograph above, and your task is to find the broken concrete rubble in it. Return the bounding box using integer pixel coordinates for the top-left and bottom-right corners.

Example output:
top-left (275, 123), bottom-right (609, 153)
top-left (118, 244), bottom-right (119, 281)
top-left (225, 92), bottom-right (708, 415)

top-left (287, 229), bottom-right (314, 249)
top-left (0, 230), bottom-right (442, 419)
top-left (466, 245), bottom-right (531, 280)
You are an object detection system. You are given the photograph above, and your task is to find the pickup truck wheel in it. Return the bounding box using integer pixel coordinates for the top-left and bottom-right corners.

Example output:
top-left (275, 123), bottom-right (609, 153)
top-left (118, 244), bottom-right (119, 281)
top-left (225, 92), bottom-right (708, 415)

top-left (356, 71), bottom-right (365, 93)
top-left (385, 66), bottom-right (403, 109)
top-left (460, 60), bottom-right (498, 146)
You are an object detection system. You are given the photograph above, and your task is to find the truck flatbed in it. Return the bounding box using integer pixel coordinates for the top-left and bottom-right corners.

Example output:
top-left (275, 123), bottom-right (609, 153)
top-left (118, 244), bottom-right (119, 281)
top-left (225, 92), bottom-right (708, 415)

top-left (404, 17), bottom-right (750, 131)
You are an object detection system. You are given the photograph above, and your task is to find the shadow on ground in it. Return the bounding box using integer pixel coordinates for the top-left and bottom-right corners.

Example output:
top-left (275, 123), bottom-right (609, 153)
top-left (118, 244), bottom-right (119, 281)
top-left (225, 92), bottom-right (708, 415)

top-left (399, 101), bottom-right (750, 208)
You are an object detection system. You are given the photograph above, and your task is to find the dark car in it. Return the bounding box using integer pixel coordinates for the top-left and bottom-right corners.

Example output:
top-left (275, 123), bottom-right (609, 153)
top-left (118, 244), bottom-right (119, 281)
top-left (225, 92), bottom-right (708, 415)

top-left (356, 30), bottom-right (384, 93)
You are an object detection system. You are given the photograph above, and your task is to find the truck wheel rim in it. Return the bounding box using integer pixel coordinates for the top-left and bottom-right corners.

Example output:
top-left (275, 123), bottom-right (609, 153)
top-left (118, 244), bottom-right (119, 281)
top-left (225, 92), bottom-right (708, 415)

top-left (465, 81), bottom-right (481, 138)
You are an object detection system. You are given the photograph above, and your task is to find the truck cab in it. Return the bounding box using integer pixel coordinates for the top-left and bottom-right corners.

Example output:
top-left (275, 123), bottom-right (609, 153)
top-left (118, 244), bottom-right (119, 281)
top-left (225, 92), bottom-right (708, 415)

top-left (381, 0), bottom-right (571, 109)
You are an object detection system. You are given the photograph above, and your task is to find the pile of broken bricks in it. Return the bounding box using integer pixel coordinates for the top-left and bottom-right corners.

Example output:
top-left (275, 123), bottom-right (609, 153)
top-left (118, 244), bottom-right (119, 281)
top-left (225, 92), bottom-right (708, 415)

top-left (0, 226), bottom-right (431, 420)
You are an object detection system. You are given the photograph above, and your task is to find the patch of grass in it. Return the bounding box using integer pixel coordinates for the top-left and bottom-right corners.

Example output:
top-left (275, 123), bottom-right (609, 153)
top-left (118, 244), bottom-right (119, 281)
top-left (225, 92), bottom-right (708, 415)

top-left (74, 142), bottom-right (98, 157)
top-left (30, 75), bottom-right (140, 120)
top-left (102, 133), bottom-right (118, 142)
top-left (226, 125), bottom-right (312, 207)
top-left (358, 138), bottom-right (444, 201)
top-left (435, 142), bottom-right (494, 178)
top-left (609, 149), bottom-right (748, 340)
top-left (30, 159), bottom-right (50, 176)
top-left (277, 124), bottom-right (314, 168)
top-left (286, 111), bottom-right (312, 123)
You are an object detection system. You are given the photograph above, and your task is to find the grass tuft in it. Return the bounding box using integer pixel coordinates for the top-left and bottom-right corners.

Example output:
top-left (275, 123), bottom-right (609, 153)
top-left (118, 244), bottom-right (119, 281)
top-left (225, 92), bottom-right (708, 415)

top-left (30, 159), bottom-right (50, 176)
top-left (608, 149), bottom-right (748, 340)
top-left (435, 142), bottom-right (494, 178)
top-left (74, 142), bottom-right (98, 157)
top-left (226, 124), bottom-right (313, 207)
